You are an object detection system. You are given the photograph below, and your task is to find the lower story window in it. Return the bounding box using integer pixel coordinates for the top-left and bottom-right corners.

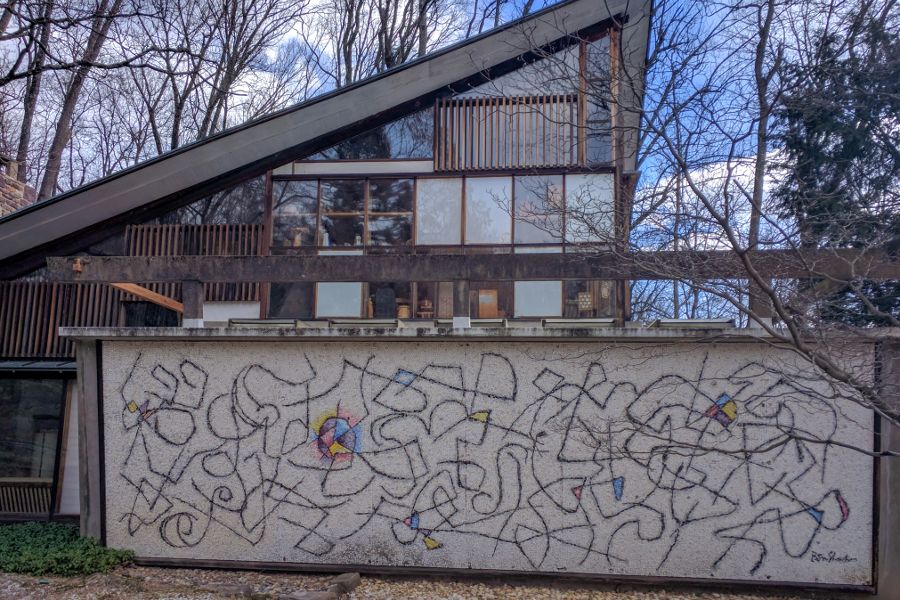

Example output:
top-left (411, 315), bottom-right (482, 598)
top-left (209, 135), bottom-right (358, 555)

top-left (564, 280), bottom-right (614, 318)
top-left (0, 378), bottom-right (65, 480)
top-left (0, 376), bottom-right (67, 515)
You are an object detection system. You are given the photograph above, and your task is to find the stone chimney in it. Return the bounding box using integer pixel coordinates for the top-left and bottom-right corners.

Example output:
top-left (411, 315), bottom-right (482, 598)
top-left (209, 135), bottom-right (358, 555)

top-left (0, 155), bottom-right (36, 217)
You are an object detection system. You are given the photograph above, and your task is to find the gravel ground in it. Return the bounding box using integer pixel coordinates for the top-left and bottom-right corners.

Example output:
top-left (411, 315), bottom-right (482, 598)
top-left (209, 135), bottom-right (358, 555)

top-left (0, 566), bottom-right (835, 600)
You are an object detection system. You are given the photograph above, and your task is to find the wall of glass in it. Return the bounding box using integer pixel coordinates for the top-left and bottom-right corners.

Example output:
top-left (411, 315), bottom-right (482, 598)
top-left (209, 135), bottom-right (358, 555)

top-left (0, 377), bottom-right (66, 482)
top-left (268, 171), bottom-right (616, 320)
top-left (272, 173), bottom-right (615, 250)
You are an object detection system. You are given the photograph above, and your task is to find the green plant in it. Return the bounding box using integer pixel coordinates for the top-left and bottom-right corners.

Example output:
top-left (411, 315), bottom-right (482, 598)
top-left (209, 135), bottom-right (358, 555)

top-left (0, 522), bottom-right (134, 576)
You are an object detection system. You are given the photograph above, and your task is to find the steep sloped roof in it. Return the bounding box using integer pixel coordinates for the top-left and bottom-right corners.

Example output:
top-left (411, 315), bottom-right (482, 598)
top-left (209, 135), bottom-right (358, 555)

top-left (0, 0), bottom-right (650, 274)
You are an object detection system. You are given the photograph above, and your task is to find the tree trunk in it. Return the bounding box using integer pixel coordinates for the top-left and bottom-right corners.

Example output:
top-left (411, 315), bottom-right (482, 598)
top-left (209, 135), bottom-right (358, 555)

top-left (15, 0), bottom-right (54, 184)
top-left (417, 0), bottom-right (427, 57)
top-left (37, 0), bottom-right (123, 201)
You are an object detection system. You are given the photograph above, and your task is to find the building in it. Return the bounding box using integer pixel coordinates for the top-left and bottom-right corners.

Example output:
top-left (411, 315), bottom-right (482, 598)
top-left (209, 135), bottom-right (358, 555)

top-left (0, 0), bottom-right (897, 595)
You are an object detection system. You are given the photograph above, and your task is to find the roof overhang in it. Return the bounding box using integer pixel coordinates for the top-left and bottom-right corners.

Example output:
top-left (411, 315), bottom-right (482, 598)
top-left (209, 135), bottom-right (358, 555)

top-left (0, 0), bottom-right (651, 276)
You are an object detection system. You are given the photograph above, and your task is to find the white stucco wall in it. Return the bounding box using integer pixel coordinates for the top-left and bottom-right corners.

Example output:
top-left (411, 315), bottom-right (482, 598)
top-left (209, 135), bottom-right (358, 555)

top-left (101, 339), bottom-right (874, 585)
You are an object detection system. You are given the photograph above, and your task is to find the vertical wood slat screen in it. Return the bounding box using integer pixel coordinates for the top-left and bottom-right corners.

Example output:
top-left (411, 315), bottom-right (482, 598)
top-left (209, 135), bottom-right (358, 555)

top-left (0, 224), bottom-right (264, 358)
top-left (0, 281), bottom-right (121, 358)
top-left (435, 94), bottom-right (580, 171)
top-left (0, 479), bottom-right (53, 514)
top-left (123, 223), bottom-right (264, 302)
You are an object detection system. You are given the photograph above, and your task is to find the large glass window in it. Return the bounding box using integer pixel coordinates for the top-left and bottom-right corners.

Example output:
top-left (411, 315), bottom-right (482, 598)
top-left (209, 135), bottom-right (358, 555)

top-left (469, 281), bottom-right (513, 318)
top-left (0, 378), bottom-right (65, 480)
top-left (465, 177), bottom-right (512, 244)
top-left (158, 176), bottom-right (266, 224)
top-left (320, 180), bottom-right (365, 247)
top-left (565, 173), bottom-right (614, 243)
top-left (416, 178), bottom-right (462, 245)
top-left (305, 110), bottom-right (433, 160)
top-left (368, 179), bottom-right (413, 246)
top-left (415, 281), bottom-right (454, 318)
top-left (273, 180), bottom-right (317, 248)
top-left (514, 175), bottom-right (563, 243)
top-left (564, 280), bottom-right (614, 317)
top-left (316, 282), bottom-right (363, 317)
top-left (584, 37), bottom-right (613, 165)
top-left (514, 281), bottom-right (562, 317)
top-left (365, 282), bottom-right (412, 318)
top-left (269, 283), bottom-right (316, 319)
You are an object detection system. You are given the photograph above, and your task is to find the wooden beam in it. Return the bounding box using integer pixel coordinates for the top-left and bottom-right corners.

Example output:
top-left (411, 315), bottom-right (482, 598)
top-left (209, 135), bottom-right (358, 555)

top-left (109, 283), bottom-right (183, 314)
top-left (46, 249), bottom-right (900, 284)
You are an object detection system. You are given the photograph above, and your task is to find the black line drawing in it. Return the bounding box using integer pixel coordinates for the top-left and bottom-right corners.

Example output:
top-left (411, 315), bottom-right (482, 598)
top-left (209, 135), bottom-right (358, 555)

top-left (109, 347), bottom-right (869, 579)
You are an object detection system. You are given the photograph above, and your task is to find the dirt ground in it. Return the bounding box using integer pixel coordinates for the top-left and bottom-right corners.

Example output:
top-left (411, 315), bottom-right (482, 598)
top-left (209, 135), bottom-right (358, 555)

top-left (0, 565), bottom-right (839, 600)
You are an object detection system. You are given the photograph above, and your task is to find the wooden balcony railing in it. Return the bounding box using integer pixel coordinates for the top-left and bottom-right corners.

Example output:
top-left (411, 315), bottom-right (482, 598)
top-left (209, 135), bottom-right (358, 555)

top-left (124, 223), bottom-right (265, 303)
top-left (434, 94), bottom-right (580, 172)
top-left (0, 281), bottom-right (121, 358)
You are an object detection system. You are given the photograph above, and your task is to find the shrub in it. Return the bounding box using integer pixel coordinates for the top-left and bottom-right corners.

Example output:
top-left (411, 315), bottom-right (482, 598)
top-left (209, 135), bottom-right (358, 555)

top-left (0, 522), bottom-right (134, 576)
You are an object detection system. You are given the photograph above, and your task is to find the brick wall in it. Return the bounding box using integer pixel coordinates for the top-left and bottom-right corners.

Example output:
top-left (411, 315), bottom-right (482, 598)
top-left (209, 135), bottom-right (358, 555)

top-left (0, 160), bottom-right (36, 217)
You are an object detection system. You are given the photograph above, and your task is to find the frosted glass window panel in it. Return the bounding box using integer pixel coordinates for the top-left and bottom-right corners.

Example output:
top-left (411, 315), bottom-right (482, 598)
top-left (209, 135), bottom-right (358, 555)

top-left (565, 174), bottom-right (614, 243)
top-left (465, 177), bottom-right (512, 244)
top-left (316, 282), bottom-right (362, 317)
top-left (416, 178), bottom-right (462, 244)
top-left (514, 175), bottom-right (563, 243)
top-left (514, 281), bottom-right (562, 317)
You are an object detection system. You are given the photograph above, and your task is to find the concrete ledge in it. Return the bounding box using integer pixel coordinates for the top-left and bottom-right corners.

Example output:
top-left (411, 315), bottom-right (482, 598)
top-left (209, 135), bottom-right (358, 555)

top-left (58, 325), bottom-right (777, 343)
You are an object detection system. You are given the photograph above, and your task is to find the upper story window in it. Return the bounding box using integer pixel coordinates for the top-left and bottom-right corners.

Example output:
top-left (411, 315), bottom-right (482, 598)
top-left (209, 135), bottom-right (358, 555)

top-left (304, 110), bottom-right (433, 161)
top-left (272, 178), bottom-right (414, 248)
top-left (271, 173), bottom-right (615, 251)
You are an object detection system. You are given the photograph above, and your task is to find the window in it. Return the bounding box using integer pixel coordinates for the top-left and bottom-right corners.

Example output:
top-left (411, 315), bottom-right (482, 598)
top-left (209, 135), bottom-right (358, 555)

top-left (316, 282), bottom-right (363, 317)
top-left (320, 180), bottom-right (365, 247)
top-left (273, 180), bottom-right (317, 248)
top-left (269, 283), bottom-right (316, 319)
top-left (583, 37), bottom-right (613, 165)
top-left (565, 173), bottom-right (614, 243)
top-left (564, 280), bottom-right (614, 317)
top-left (305, 109), bottom-right (433, 160)
top-left (415, 282), bottom-right (454, 318)
top-left (514, 175), bottom-right (563, 243)
top-left (366, 282), bottom-right (412, 318)
top-left (469, 281), bottom-right (513, 318)
top-left (514, 281), bottom-right (562, 317)
top-left (159, 176), bottom-right (266, 225)
top-left (416, 178), bottom-right (462, 245)
top-left (0, 378), bottom-right (65, 481)
top-left (368, 179), bottom-right (413, 246)
top-left (465, 177), bottom-right (512, 244)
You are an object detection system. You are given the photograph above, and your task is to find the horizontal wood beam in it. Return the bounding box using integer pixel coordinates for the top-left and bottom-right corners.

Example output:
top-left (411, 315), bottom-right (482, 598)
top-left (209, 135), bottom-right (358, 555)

top-left (47, 249), bottom-right (900, 283)
top-left (109, 283), bottom-right (184, 314)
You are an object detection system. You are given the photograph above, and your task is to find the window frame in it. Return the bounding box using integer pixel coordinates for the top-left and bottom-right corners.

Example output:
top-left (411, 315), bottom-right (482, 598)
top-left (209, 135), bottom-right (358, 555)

top-left (0, 370), bottom-right (73, 517)
top-left (269, 167), bottom-right (615, 254)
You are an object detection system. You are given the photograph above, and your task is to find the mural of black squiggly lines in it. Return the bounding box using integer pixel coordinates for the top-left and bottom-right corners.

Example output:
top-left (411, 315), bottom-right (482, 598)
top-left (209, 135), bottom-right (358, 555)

top-left (104, 342), bottom-right (873, 585)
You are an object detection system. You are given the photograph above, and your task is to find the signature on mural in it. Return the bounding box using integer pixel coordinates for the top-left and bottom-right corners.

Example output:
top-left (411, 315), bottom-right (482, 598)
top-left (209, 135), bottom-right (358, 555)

top-left (112, 348), bottom-right (862, 577)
